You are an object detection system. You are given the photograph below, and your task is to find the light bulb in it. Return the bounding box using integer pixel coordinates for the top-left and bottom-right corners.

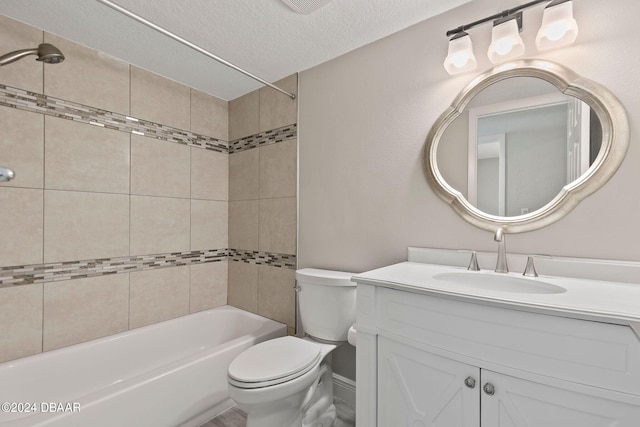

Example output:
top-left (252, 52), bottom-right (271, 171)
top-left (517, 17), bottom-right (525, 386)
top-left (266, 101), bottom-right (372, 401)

top-left (453, 51), bottom-right (474, 68)
top-left (544, 22), bottom-right (570, 41)
top-left (494, 39), bottom-right (515, 56)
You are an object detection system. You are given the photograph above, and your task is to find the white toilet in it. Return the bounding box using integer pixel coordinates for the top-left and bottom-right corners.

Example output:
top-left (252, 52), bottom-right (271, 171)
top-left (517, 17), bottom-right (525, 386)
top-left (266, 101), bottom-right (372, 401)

top-left (227, 268), bottom-right (356, 427)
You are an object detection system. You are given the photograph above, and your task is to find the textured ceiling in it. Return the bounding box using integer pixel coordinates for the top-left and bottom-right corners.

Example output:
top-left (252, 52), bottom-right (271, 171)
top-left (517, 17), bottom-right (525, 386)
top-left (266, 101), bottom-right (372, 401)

top-left (0, 0), bottom-right (471, 100)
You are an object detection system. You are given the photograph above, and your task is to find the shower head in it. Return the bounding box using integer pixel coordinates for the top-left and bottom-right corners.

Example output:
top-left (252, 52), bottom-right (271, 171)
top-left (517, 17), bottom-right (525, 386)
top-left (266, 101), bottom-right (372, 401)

top-left (0, 43), bottom-right (65, 66)
top-left (36, 43), bottom-right (65, 64)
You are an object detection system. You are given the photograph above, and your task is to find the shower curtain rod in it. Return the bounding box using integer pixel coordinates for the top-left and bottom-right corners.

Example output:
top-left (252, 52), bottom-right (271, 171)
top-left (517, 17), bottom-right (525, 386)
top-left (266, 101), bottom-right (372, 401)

top-left (96, 0), bottom-right (296, 100)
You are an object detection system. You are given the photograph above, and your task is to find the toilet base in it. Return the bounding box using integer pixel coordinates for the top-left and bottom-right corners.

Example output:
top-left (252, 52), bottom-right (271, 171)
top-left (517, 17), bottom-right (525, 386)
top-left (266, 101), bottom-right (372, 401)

top-left (301, 361), bottom-right (335, 427)
top-left (237, 361), bottom-right (336, 427)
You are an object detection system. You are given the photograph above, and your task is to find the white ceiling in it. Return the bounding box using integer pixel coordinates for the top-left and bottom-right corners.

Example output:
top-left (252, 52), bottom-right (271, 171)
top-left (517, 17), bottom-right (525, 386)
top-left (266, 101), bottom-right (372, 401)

top-left (0, 0), bottom-right (470, 100)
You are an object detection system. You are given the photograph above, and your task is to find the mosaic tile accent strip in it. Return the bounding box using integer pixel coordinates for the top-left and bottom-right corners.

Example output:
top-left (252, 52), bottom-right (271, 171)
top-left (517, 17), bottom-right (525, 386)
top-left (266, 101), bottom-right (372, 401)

top-left (229, 124), bottom-right (297, 153)
top-left (0, 249), bottom-right (296, 288)
top-left (0, 84), bottom-right (228, 153)
top-left (0, 249), bottom-right (227, 288)
top-left (228, 249), bottom-right (297, 269)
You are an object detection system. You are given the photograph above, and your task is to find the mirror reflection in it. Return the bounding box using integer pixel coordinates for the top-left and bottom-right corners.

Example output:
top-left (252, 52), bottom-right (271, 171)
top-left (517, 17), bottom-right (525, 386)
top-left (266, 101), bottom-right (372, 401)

top-left (438, 76), bottom-right (602, 217)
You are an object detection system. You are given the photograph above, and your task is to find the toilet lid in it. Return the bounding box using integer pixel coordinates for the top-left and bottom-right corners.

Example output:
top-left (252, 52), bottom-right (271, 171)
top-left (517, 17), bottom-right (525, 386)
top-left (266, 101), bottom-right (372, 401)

top-left (228, 336), bottom-right (321, 385)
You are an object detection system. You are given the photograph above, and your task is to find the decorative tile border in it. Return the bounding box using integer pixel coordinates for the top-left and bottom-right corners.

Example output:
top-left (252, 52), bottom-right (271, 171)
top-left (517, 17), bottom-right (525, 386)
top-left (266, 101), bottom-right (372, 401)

top-left (0, 84), bottom-right (228, 153)
top-left (0, 85), bottom-right (297, 155)
top-left (0, 249), bottom-right (296, 288)
top-left (229, 124), bottom-right (297, 153)
top-left (228, 249), bottom-right (297, 269)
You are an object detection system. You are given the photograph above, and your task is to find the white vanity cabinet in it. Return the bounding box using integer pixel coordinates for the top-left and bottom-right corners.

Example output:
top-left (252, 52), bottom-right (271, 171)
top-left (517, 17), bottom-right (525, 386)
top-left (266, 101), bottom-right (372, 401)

top-left (354, 269), bottom-right (640, 427)
top-left (378, 336), bottom-right (640, 427)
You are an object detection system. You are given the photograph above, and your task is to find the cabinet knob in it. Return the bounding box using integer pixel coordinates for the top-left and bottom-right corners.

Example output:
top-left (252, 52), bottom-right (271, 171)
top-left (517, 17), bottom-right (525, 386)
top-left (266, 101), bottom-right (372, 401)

top-left (483, 383), bottom-right (495, 396)
top-left (464, 376), bottom-right (476, 389)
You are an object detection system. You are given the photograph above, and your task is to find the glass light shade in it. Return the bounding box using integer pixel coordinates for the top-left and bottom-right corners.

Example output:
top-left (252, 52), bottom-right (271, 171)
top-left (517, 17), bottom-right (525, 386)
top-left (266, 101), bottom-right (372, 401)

top-left (536, 1), bottom-right (578, 50)
top-left (487, 18), bottom-right (525, 63)
top-left (444, 32), bottom-right (477, 75)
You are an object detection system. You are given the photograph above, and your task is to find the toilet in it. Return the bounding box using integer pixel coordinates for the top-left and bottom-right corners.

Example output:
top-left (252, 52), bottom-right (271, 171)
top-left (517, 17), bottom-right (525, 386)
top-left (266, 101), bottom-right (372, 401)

top-left (227, 268), bottom-right (356, 427)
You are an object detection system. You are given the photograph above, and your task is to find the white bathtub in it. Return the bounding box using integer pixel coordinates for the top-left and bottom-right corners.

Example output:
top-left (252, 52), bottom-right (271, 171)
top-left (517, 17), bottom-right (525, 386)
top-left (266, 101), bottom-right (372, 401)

top-left (0, 305), bottom-right (286, 427)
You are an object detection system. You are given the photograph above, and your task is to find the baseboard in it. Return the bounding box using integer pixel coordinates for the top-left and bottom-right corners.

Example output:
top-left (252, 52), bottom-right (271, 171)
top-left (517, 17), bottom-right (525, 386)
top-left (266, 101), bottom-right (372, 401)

top-left (333, 373), bottom-right (356, 407)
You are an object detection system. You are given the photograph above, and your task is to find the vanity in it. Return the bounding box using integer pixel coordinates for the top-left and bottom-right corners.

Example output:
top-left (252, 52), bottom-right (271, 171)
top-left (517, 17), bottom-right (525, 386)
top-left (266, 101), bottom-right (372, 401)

top-left (353, 249), bottom-right (640, 427)
top-left (352, 57), bottom-right (638, 426)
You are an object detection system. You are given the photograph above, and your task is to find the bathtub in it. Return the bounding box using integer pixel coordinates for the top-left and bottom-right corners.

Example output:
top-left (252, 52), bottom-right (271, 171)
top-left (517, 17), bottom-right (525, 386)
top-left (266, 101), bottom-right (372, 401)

top-left (0, 305), bottom-right (286, 427)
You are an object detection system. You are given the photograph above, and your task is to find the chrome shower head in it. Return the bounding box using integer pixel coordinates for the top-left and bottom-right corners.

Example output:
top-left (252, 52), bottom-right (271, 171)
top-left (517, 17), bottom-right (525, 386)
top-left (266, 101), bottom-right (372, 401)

top-left (0, 43), bottom-right (65, 66)
top-left (36, 43), bottom-right (65, 64)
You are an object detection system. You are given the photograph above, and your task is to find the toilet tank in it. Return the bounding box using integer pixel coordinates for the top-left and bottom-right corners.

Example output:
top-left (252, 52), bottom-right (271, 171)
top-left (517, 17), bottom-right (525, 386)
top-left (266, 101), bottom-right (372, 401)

top-left (296, 268), bottom-right (356, 342)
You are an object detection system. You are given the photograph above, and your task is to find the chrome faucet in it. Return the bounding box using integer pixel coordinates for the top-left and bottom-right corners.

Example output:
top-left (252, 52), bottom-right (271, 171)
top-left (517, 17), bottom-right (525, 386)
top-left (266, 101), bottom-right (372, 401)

top-left (494, 227), bottom-right (508, 273)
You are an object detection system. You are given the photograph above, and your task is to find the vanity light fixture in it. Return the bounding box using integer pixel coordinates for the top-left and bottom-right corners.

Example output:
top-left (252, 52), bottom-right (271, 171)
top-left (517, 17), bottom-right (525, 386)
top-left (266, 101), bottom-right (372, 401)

top-left (487, 13), bottom-right (525, 63)
top-left (443, 31), bottom-right (478, 75)
top-left (444, 0), bottom-right (579, 75)
top-left (536, 0), bottom-right (579, 50)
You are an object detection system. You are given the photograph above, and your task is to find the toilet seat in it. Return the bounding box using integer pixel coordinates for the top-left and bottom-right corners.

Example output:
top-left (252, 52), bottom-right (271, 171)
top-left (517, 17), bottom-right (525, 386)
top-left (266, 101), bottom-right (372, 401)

top-left (228, 336), bottom-right (322, 389)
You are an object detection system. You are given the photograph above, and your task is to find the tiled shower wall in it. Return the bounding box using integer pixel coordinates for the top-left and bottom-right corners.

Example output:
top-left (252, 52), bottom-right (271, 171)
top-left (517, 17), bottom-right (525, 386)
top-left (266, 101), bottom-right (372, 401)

top-left (227, 75), bottom-right (298, 336)
top-left (0, 15), bottom-right (298, 362)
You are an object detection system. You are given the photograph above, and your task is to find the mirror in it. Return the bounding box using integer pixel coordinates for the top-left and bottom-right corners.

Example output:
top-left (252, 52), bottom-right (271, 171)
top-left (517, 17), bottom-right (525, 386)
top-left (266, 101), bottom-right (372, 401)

top-left (439, 76), bottom-right (603, 217)
top-left (425, 60), bottom-right (629, 233)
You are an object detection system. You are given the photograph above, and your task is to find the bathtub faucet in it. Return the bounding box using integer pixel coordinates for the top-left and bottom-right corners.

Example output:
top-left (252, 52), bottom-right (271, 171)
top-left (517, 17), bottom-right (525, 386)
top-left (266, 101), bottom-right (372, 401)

top-left (494, 227), bottom-right (508, 274)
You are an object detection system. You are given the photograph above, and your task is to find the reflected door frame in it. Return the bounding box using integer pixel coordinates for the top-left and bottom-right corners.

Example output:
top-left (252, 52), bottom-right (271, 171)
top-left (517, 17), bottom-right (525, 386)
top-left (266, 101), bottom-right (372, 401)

top-left (469, 133), bottom-right (506, 216)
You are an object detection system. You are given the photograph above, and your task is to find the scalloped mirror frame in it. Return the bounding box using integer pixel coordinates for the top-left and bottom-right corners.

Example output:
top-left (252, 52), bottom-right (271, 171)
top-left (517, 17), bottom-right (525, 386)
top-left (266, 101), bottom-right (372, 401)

top-left (424, 59), bottom-right (629, 234)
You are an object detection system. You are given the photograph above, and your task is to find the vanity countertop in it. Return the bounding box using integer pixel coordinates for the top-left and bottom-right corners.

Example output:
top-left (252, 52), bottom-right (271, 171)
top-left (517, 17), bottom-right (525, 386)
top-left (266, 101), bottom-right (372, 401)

top-left (352, 261), bottom-right (640, 326)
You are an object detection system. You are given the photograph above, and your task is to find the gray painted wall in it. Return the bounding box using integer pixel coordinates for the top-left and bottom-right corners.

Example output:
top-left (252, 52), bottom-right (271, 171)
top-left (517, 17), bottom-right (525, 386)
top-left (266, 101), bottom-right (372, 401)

top-left (298, 0), bottom-right (640, 379)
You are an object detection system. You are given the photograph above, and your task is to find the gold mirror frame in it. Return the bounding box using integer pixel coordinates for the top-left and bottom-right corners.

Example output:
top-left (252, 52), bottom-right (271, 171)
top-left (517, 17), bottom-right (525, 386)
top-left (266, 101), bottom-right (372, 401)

top-left (424, 59), bottom-right (629, 234)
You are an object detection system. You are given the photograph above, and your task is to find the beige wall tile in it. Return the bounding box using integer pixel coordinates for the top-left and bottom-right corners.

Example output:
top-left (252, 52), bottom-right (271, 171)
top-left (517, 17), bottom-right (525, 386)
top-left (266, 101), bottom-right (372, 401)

top-left (44, 34), bottom-right (129, 115)
top-left (130, 196), bottom-right (190, 255)
top-left (229, 149), bottom-right (259, 201)
top-left (228, 262), bottom-right (258, 313)
top-left (131, 135), bottom-right (190, 198)
top-left (191, 89), bottom-right (229, 140)
top-left (0, 15), bottom-right (43, 93)
top-left (191, 200), bottom-right (228, 251)
top-left (191, 148), bottom-right (228, 201)
top-left (229, 200), bottom-right (259, 251)
top-left (0, 188), bottom-right (43, 267)
top-left (0, 284), bottom-right (43, 363)
top-left (0, 107), bottom-right (44, 189)
top-left (229, 90), bottom-right (259, 140)
top-left (258, 265), bottom-right (295, 328)
top-left (44, 190), bottom-right (129, 263)
top-left (259, 74), bottom-right (298, 132)
top-left (259, 139), bottom-right (297, 199)
top-left (190, 261), bottom-right (227, 313)
top-left (259, 197), bottom-right (297, 255)
top-left (130, 266), bottom-right (190, 328)
top-left (43, 274), bottom-right (129, 351)
top-left (45, 117), bottom-right (130, 193)
top-left (131, 66), bottom-right (190, 130)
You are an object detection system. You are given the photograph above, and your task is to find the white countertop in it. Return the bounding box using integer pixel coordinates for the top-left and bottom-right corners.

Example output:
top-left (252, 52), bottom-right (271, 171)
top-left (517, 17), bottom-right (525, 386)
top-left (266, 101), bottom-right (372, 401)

top-left (352, 261), bottom-right (640, 326)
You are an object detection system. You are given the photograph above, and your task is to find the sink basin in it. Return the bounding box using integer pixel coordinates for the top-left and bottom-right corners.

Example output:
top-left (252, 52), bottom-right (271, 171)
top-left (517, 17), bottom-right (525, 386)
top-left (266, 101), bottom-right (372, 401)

top-left (433, 272), bottom-right (567, 294)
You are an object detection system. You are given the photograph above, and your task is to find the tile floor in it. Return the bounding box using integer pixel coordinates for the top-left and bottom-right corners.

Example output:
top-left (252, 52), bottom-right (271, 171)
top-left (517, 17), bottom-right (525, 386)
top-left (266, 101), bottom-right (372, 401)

top-left (200, 398), bottom-right (355, 427)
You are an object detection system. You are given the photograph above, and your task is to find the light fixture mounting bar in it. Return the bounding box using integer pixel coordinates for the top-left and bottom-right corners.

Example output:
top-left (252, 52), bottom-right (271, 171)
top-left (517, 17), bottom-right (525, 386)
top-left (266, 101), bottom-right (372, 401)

top-left (446, 0), bottom-right (548, 37)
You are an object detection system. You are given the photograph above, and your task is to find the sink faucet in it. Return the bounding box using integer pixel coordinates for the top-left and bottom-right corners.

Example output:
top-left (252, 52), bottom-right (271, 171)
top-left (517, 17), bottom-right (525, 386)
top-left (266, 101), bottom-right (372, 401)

top-left (494, 227), bottom-right (509, 273)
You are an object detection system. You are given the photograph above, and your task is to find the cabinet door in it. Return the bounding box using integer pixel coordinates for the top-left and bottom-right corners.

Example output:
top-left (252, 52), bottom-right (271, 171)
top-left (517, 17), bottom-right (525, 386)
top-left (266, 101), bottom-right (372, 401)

top-left (481, 370), bottom-right (640, 427)
top-left (378, 337), bottom-right (480, 427)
